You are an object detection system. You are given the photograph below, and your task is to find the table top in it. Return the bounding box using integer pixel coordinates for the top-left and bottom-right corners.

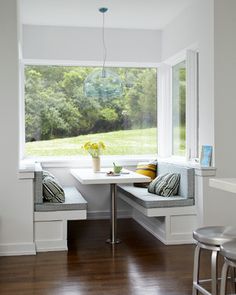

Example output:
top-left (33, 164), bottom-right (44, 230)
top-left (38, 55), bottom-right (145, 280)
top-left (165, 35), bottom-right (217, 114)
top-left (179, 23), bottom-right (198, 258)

top-left (70, 168), bottom-right (151, 185)
top-left (209, 178), bottom-right (236, 194)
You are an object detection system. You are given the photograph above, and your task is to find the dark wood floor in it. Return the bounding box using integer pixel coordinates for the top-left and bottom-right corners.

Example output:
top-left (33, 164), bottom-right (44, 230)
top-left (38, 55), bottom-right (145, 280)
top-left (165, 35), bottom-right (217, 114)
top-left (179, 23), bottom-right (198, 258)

top-left (0, 219), bottom-right (212, 295)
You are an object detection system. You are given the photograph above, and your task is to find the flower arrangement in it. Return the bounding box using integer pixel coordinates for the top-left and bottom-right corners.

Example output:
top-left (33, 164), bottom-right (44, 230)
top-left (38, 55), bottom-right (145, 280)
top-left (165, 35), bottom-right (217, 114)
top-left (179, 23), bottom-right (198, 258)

top-left (82, 141), bottom-right (106, 158)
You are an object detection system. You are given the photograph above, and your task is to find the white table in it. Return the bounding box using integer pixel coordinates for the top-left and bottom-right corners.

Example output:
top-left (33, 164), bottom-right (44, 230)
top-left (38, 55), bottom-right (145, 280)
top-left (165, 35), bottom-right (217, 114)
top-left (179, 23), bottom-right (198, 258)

top-left (209, 178), bottom-right (236, 194)
top-left (70, 168), bottom-right (151, 244)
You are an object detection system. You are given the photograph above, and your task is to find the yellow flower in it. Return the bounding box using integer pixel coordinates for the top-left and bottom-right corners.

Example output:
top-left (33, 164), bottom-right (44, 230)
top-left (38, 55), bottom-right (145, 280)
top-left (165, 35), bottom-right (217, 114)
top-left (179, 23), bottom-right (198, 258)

top-left (82, 141), bottom-right (106, 157)
top-left (98, 141), bottom-right (106, 149)
top-left (91, 143), bottom-right (98, 150)
top-left (83, 141), bottom-right (91, 150)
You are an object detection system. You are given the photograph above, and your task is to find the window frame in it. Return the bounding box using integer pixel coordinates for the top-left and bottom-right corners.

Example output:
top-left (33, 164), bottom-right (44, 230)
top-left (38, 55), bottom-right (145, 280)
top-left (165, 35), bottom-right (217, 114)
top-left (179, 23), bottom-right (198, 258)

top-left (158, 49), bottom-right (198, 161)
top-left (20, 59), bottom-right (159, 163)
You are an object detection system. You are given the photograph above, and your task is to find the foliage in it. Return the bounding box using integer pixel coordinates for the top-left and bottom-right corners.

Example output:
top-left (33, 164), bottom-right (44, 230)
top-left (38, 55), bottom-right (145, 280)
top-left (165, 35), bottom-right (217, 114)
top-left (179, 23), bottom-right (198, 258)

top-left (25, 66), bottom-right (157, 143)
top-left (172, 62), bottom-right (186, 156)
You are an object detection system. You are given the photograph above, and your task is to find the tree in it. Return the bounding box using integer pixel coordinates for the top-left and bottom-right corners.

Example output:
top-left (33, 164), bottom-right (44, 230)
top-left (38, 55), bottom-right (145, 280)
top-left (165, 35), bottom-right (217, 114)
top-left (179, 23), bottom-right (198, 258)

top-left (25, 65), bottom-right (158, 141)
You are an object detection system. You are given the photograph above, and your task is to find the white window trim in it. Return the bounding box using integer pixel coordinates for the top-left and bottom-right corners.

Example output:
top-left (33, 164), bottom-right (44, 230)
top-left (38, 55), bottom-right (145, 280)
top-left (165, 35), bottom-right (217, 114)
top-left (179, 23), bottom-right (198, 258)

top-left (158, 49), bottom-right (198, 160)
top-left (23, 59), bottom-right (159, 69)
top-left (157, 63), bottom-right (172, 157)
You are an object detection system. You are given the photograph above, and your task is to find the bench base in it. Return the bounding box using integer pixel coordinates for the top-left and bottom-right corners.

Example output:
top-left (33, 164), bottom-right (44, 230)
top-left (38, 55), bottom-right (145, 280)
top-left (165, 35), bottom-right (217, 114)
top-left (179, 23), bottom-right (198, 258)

top-left (133, 209), bottom-right (197, 245)
top-left (34, 210), bottom-right (86, 252)
top-left (119, 193), bottom-right (197, 245)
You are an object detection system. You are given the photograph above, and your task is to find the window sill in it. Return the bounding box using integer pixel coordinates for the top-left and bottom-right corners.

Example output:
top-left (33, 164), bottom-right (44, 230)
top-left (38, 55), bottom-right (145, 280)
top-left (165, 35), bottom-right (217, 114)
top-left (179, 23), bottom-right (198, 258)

top-left (20, 155), bottom-right (216, 177)
top-left (21, 154), bottom-right (157, 169)
top-left (156, 156), bottom-right (216, 176)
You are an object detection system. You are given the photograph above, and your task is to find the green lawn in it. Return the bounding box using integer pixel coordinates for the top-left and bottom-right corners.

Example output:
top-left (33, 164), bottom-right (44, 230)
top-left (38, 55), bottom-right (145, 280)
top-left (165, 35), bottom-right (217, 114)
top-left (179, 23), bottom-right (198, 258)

top-left (25, 128), bottom-right (158, 157)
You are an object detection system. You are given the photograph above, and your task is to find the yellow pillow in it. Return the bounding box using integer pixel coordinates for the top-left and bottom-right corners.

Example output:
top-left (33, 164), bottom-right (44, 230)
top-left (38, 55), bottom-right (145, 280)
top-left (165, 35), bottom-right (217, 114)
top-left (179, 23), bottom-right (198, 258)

top-left (134, 162), bottom-right (157, 187)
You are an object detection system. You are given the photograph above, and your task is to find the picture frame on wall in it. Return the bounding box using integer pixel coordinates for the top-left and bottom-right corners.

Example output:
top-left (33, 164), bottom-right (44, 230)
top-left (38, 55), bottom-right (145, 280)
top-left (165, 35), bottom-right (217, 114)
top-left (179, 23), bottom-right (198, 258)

top-left (200, 145), bottom-right (213, 167)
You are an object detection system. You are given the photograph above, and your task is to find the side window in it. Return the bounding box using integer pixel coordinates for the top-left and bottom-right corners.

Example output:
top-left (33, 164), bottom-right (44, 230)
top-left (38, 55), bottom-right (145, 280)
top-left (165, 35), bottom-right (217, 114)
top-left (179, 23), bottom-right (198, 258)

top-left (172, 61), bottom-right (186, 156)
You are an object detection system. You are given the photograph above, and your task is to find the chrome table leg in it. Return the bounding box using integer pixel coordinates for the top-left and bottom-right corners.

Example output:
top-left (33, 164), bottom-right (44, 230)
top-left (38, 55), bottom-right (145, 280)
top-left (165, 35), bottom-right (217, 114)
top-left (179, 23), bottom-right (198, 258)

top-left (106, 183), bottom-right (121, 244)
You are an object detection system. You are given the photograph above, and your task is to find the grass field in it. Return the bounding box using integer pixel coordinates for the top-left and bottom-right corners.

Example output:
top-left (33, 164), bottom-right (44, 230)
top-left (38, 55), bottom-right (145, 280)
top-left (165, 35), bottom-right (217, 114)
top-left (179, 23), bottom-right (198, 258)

top-left (25, 128), bottom-right (158, 157)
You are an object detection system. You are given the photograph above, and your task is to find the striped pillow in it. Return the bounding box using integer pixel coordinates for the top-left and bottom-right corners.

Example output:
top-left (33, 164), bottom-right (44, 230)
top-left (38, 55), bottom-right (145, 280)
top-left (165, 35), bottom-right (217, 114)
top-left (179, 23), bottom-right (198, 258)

top-left (42, 170), bottom-right (55, 180)
top-left (134, 162), bottom-right (157, 187)
top-left (42, 175), bottom-right (65, 203)
top-left (148, 173), bottom-right (180, 197)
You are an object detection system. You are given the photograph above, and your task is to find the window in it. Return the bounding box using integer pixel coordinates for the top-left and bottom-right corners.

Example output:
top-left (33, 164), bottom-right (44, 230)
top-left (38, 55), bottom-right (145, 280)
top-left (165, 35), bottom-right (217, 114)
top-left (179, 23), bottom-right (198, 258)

top-left (158, 50), bottom-right (198, 160)
top-left (172, 61), bottom-right (186, 156)
top-left (24, 65), bottom-right (157, 157)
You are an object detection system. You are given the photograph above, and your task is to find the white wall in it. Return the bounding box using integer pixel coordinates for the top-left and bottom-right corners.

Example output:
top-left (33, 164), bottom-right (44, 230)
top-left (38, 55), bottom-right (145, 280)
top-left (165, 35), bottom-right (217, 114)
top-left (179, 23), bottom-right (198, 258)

top-left (161, 0), bottom-right (214, 153)
top-left (214, 0), bottom-right (236, 177)
top-left (23, 25), bottom-right (161, 64)
top-left (0, 0), bottom-right (35, 255)
top-left (203, 0), bottom-right (236, 227)
top-left (161, 0), bottom-right (236, 227)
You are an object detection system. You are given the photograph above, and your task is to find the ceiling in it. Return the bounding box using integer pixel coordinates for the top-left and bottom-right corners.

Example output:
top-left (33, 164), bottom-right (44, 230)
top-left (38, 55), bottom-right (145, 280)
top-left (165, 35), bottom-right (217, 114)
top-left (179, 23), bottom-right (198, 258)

top-left (21, 0), bottom-right (194, 30)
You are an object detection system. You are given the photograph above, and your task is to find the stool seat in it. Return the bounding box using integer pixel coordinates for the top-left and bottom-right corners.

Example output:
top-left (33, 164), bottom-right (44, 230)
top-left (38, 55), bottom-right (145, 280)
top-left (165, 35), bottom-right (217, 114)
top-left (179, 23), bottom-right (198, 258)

top-left (220, 240), bottom-right (236, 261)
top-left (193, 226), bottom-right (236, 246)
top-left (193, 226), bottom-right (236, 295)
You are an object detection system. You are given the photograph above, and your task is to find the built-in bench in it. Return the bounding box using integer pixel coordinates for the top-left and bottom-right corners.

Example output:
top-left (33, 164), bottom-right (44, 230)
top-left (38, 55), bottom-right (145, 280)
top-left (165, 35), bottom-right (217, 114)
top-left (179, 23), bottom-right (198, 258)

top-left (118, 162), bottom-right (197, 245)
top-left (34, 163), bottom-right (87, 252)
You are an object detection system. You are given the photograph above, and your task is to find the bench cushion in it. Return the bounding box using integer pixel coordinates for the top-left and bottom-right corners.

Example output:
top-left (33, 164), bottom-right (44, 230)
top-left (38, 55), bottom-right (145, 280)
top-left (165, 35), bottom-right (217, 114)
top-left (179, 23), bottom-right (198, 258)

top-left (35, 186), bottom-right (87, 212)
top-left (118, 184), bottom-right (194, 208)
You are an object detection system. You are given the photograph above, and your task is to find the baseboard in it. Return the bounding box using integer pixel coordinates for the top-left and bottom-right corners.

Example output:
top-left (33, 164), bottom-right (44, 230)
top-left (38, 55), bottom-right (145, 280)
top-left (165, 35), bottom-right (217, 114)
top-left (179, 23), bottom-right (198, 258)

top-left (87, 210), bottom-right (132, 220)
top-left (35, 240), bottom-right (68, 252)
top-left (0, 242), bottom-right (36, 256)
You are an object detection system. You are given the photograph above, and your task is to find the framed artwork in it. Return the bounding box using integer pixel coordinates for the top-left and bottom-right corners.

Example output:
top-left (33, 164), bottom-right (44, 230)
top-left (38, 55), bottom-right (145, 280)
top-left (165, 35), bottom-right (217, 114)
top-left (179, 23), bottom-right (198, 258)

top-left (200, 145), bottom-right (213, 167)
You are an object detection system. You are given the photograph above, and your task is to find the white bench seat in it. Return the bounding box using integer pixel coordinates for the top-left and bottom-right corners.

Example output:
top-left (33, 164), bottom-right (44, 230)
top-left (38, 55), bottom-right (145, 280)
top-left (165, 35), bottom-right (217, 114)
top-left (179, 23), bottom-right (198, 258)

top-left (33, 163), bottom-right (87, 252)
top-left (117, 162), bottom-right (197, 245)
top-left (118, 184), bottom-right (194, 208)
top-left (35, 186), bottom-right (87, 212)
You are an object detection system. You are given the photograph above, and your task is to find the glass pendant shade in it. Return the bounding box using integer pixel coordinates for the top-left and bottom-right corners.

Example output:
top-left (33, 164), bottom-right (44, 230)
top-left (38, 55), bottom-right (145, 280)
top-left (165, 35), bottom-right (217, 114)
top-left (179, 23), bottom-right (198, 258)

top-left (84, 7), bottom-right (123, 98)
top-left (84, 68), bottom-right (123, 98)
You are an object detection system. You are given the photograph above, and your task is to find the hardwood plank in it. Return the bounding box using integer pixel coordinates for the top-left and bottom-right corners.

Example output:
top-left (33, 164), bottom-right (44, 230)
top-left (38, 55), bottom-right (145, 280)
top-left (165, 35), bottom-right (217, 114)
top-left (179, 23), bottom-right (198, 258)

top-left (0, 219), bottom-right (211, 294)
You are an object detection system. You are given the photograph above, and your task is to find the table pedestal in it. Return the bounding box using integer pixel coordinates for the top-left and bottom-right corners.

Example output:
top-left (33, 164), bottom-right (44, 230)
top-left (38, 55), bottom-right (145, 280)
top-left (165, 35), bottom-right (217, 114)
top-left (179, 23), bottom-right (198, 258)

top-left (70, 168), bottom-right (150, 245)
top-left (106, 183), bottom-right (121, 244)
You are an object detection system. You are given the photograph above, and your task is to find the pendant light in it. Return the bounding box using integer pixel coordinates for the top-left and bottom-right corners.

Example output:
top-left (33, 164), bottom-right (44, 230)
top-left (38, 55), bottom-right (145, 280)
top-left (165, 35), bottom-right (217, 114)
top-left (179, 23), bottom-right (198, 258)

top-left (84, 7), bottom-right (123, 98)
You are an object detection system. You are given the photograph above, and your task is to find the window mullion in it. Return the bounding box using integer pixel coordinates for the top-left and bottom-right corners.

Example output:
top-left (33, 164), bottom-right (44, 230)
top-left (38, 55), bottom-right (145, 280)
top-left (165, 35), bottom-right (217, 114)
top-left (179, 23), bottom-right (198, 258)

top-left (158, 63), bottom-right (172, 158)
top-left (186, 49), bottom-right (198, 159)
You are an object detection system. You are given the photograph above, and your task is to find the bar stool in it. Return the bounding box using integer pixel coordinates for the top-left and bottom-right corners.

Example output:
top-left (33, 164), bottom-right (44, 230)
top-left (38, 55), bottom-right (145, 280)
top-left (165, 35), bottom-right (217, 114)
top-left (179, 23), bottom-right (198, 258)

top-left (193, 226), bottom-right (236, 295)
top-left (220, 240), bottom-right (236, 295)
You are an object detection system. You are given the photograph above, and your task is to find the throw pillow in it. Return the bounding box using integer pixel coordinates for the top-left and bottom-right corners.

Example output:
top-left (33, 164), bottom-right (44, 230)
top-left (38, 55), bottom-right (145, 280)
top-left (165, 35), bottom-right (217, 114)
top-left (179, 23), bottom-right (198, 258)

top-left (42, 170), bottom-right (55, 180)
top-left (42, 175), bottom-right (65, 203)
top-left (148, 173), bottom-right (180, 197)
top-left (134, 161), bottom-right (157, 188)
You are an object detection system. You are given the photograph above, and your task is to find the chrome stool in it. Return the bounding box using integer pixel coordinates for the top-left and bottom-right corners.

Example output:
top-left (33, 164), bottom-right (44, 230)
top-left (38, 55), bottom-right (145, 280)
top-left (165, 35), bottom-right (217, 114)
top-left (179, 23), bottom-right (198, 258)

top-left (220, 240), bottom-right (236, 295)
top-left (193, 226), bottom-right (236, 295)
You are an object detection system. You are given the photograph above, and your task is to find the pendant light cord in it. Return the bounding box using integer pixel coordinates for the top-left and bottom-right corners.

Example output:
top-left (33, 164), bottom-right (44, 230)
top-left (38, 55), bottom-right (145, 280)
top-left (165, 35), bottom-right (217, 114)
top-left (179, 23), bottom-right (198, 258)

top-left (102, 11), bottom-right (107, 77)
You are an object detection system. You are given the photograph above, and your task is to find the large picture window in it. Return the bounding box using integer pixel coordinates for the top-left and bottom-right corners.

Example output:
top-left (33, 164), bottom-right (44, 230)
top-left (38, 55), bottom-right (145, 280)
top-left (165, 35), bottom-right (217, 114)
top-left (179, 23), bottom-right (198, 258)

top-left (172, 61), bottom-right (186, 156)
top-left (24, 65), bottom-right (157, 157)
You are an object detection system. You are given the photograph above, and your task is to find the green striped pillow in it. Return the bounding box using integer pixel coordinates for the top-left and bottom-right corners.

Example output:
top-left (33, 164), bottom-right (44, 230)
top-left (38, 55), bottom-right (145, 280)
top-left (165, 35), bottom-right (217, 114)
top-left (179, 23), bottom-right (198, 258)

top-left (148, 173), bottom-right (180, 197)
top-left (42, 175), bottom-right (65, 203)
